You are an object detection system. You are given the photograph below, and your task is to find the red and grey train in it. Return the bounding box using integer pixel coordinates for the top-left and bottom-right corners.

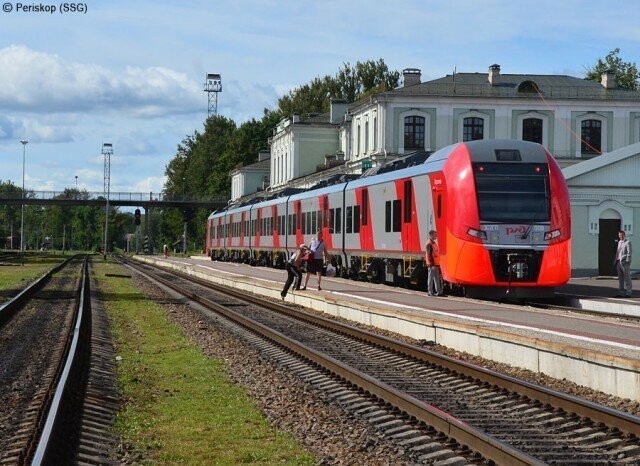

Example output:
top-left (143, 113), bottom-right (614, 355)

top-left (206, 139), bottom-right (571, 298)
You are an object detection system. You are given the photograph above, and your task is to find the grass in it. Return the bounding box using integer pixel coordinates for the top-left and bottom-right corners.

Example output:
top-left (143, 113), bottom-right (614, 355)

top-left (0, 252), bottom-right (71, 298)
top-left (95, 259), bottom-right (315, 464)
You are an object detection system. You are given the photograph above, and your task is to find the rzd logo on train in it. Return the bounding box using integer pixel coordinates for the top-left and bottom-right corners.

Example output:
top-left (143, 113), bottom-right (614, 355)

top-left (505, 226), bottom-right (526, 235)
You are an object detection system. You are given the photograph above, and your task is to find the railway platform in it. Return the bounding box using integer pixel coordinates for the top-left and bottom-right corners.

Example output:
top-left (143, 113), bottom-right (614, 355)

top-left (132, 254), bottom-right (640, 402)
top-left (558, 276), bottom-right (639, 318)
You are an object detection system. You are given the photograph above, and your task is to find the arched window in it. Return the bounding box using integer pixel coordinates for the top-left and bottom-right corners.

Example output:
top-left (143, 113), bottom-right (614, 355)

top-left (463, 117), bottom-right (484, 141)
top-left (581, 119), bottom-right (602, 154)
top-left (522, 118), bottom-right (543, 144)
top-left (404, 116), bottom-right (425, 150)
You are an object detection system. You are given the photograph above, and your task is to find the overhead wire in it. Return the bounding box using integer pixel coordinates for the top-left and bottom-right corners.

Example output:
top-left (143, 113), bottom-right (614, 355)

top-left (532, 82), bottom-right (602, 155)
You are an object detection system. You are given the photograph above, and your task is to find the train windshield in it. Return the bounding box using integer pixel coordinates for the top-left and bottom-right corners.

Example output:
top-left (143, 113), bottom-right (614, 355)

top-left (473, 163), bottom-right (550, 223)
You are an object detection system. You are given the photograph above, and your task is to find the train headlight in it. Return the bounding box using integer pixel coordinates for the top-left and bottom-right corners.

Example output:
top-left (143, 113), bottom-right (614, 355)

top-left (467, 228), bottom-right (487, 240)
top-left (544, 229), bottom-right (561, 240)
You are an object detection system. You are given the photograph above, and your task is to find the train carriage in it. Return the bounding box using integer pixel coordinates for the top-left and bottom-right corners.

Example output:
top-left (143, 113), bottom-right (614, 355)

top-left (206, 139), bottom-right (571, 298)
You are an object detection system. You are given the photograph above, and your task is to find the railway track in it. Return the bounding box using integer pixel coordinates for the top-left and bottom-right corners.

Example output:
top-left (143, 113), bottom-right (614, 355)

top-left (124, 257), bottom-right (640, 465)
top-left (0, 256), bottom-right (118, 465)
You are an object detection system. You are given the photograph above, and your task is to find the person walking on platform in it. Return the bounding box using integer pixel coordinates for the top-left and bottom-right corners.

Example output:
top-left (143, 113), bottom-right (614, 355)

top-left (281, 244), bottom-right (307, 300)
top-left (302, 230), bottom-right (328, 291)
top-left (425, 230), bottom-right (444, 296)
top-left (614, 230), bottom-right (633, 297)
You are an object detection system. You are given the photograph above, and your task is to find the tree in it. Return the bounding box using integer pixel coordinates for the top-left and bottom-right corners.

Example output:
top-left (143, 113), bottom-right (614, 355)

top-left (0, 181), bottom-right (21, 248)
top-left (278, 59), bottom-right (400, 116)
top-left (585, 48), bottom-right (640, 90)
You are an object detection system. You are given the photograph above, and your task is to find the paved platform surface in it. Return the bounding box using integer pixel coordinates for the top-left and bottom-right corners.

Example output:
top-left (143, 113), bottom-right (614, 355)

top-left (557, 276), bottom-right (639, 318)
top-left (163, 255), bottom-right (640, 355)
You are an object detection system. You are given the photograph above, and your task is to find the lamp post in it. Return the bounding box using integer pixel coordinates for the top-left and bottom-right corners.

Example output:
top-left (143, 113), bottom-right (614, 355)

top-left (75, 175), bottom-right (78, 190)
top-left (20, 140), bottom-right (28, 252)
top-left (182, 176), bottom-right (187, 254)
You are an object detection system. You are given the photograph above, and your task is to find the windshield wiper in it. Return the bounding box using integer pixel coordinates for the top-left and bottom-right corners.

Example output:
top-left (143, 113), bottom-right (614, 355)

top-left (520, 198), bottom-right (549, 240)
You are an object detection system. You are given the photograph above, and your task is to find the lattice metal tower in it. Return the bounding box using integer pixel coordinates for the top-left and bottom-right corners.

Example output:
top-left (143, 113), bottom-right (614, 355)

top-left (102, 143), bottom-right (113, 258)
top-left (204, 73), bottom-right (222, 117)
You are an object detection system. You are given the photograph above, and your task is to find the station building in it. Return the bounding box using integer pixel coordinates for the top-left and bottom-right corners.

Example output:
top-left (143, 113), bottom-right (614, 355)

top-left (229, 64), bottom-right (640, 276)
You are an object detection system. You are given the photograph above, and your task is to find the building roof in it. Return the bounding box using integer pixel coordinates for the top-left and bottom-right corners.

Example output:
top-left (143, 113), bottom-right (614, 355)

top-left (562, 142), bottom-right (640, 187)
top-left (229, 157), bottom-right (270, 176)
top-left (302, 112), bottom-right (331, 124)
top-left (388, 72), bottom-right (640, 101)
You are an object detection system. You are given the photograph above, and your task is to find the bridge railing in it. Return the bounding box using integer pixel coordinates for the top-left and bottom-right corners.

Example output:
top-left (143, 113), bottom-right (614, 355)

top-left (0, 190), bottom-right (228, 204)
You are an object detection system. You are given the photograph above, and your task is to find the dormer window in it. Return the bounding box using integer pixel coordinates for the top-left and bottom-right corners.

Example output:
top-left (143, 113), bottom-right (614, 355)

top-left (517, 80), bottom-right (538, 93)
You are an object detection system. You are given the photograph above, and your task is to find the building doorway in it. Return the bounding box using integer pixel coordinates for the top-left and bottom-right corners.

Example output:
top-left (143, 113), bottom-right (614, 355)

top-left (598, 218), bottom-right (620, 276)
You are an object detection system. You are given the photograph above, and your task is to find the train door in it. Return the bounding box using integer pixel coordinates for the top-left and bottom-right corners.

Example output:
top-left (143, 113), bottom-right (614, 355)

top-left (598, 218), bottom-right (620, 276)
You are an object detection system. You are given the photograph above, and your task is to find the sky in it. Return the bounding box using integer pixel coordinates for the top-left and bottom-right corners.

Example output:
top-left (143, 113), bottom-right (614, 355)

top-left (1, 0), bottom-right (639, 197)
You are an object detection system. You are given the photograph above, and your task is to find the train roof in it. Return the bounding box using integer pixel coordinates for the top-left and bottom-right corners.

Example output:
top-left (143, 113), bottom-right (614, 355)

top-left (207, 140), bottom-right (547, 219)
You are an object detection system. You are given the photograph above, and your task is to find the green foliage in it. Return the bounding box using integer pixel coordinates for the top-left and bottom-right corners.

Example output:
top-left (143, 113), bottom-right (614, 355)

top-left (161, 111), bottom-right (282, 249)
top-left (585, 48), bottom-right (640, 90)
top-left (278, 58), bottom-right (400, 116)
top-left (0, 181), bottom-right (135, 253)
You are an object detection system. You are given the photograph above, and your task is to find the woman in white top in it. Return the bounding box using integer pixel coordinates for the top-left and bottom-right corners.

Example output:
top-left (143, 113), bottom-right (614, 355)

top-left (302, 230), bottom-right (328, 291)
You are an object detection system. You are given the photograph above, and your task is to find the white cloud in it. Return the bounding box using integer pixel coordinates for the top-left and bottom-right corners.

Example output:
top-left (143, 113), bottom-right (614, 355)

top-left (133, 176), bottom-right (167, 193)
top-left (0, 45), bottom-right (202, 117)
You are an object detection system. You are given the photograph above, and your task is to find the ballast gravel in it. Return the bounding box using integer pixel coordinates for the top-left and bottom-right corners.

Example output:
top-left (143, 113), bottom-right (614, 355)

top-left (124, 272), bottom-right (639, 464)
top-left (130, 274), bottom-right (412, 465)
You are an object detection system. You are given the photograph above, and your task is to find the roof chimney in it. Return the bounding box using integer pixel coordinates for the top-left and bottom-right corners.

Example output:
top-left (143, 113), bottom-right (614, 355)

top-left (402, 68), bottom-right (422, 87)
top-left (488, 64), bottom-right (501, 85)
top-left (330, 99), bottom-right (348, 124)
top-left (601, 69), bottom-right (617, 89)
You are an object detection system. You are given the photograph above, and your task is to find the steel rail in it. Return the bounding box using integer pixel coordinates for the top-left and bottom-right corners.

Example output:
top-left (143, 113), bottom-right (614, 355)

top-left (31, 257), bottom-right (89, 465)
top-left (166, 263), bottom-right (640, 438)
top-left (126, 259), bottom-right (549, 465)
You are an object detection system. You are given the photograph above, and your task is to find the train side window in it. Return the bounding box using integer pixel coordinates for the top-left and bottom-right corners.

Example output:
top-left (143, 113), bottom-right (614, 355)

top-left (335, 207), bottom-right (342, 233)
top-left (329, 208), bottom-right (335, 232)
top-left (312, 211), bottom-right (317, 233)
top-left (346, 206), bottom-right (353, 234)
top-left (385, 201), bottom-right (391, 232)
top-left (393, 200), bottom-right (401, 232)
top-left (437, 195), bottom-right (442, 218)
top-left (404, 180), bottom-right (412, 223)
top-left (354, 205), bottom-right (361, 233)
top-left (361, 189), bottom-right (369, 226)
